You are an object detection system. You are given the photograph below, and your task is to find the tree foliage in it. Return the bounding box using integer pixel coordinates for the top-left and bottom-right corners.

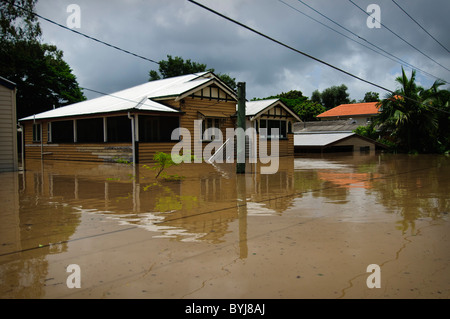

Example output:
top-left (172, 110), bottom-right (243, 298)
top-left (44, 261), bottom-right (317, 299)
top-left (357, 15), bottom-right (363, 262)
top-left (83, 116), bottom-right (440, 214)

top-left (361, 91), bottom-right (380, 102)
top-left (0, 0), bottom-right (85, 119)
top-left (375, 68), bottom-right (449, 153)
top-left (0, 0), bottom-right (41, 42)
top-left (312, 84), bottom-right (351, 109)
top-left (149, 55), bottom-right (237, 91)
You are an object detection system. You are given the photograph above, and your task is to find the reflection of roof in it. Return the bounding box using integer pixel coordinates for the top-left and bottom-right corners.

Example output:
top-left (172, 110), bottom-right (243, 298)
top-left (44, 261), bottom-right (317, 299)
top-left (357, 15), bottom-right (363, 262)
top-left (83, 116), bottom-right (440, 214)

top-left (317, 102), bottom-right (380, 118)
top-left (294, 132), bottom-right (355, 147)
top-left (20, 72), bottom-right (237, 121)
top-left (317, 171), bottom-right (379, 189)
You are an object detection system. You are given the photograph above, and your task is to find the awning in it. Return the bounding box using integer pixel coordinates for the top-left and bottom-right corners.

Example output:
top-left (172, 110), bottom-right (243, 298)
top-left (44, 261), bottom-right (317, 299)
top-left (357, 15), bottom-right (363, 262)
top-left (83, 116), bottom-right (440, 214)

top-left (198, 110), bottom-right (229, 118)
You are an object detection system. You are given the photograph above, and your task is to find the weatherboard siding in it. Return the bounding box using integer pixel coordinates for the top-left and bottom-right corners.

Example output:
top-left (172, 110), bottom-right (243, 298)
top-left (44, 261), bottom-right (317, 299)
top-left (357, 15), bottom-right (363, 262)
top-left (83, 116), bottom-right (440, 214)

top-left (0, 83), bottom-right (18, 171)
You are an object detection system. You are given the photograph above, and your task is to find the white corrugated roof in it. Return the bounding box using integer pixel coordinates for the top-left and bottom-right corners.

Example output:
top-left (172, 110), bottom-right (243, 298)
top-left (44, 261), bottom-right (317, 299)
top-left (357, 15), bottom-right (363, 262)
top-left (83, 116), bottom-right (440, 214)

top-left (240, 99), bottom-right (302, 122)
top-left (294, 132), bottom-right (355, 146)
top-left (20, 72), bottom-right (226, 121)
top-left (244, 99), bottom-right (279, 116)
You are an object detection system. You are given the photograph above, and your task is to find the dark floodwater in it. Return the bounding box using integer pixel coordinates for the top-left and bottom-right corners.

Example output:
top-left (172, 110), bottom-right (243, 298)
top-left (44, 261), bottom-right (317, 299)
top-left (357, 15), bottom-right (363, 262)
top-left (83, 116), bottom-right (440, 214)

top-left (1, 153), bottom-right (449, 298)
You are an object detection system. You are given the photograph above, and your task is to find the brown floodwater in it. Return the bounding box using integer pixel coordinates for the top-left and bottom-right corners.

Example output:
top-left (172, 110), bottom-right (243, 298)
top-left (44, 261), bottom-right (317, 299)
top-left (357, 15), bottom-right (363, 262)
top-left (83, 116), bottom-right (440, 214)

top-left (0, 152), bottom-right (449, 299)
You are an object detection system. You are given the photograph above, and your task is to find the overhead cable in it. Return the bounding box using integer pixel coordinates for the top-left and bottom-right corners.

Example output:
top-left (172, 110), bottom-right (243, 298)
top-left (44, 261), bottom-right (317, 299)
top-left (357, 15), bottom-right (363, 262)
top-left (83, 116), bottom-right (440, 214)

top-left (348, 0), bottom-right (450, 73)
top-left (187, 0), bottom-right (450, 114)
top-left (7, 0), bottom-right (160, 65)
top-left (391, 0), bottom-right (450, 54)
top-left (289, 0), bottom-right (447, 84)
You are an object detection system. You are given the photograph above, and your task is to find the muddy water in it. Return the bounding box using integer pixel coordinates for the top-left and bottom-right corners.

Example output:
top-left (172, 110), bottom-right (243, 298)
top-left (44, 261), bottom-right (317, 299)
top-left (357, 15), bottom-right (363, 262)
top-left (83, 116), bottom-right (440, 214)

top-left (0, 153), bottom-right (449, 299)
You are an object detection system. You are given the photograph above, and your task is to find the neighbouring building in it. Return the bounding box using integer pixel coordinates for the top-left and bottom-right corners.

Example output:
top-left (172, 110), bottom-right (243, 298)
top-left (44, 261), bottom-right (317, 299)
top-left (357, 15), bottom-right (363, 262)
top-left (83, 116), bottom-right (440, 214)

top-left (316, 102), bottom-right (380, 125)
top-left (0, 76), bottom-right (18, 172)
top-left (19, 72), bottom-right (301, 164)
top-left (293, 118), bottom-right (386, 154)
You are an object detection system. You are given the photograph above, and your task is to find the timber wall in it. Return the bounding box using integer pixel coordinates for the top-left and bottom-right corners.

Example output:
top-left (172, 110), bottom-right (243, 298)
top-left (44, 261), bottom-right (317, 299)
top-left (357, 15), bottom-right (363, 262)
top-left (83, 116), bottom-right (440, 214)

top-left (0, 84), bottom-right (18, 171)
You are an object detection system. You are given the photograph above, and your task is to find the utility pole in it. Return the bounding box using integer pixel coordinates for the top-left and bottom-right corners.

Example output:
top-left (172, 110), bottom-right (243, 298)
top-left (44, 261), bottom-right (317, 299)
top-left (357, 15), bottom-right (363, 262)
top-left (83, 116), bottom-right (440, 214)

top-left (236, 82), bottom-right (246, 174)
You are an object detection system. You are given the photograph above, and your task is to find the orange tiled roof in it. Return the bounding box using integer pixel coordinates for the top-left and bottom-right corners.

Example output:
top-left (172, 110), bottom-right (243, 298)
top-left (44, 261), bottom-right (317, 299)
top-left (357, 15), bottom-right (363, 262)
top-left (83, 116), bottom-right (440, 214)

top-left (317, 102), bottom-right (380, 118)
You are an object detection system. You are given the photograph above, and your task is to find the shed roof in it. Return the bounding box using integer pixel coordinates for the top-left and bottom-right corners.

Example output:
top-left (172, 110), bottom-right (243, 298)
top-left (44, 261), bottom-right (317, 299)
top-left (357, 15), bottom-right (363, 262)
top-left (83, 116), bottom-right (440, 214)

top-left (317, 102), bottom-right (380, 118)
top-left (20, 72), bottom-right (237, 121)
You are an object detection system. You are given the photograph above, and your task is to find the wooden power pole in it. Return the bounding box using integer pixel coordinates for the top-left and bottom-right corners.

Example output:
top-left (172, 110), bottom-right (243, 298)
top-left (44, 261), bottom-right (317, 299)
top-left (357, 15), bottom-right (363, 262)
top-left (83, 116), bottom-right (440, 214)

top-left (236, 82), bottom-right (246, 174)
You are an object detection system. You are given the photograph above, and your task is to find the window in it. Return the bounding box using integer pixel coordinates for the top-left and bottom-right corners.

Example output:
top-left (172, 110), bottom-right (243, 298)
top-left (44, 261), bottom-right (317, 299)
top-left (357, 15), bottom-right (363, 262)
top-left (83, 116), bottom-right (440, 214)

top-left (107, 116), bottom-right (131, 143)
top-left (32, 123), bottom-right (41, 142)
top-left (47, 123), bottom-right (52, 143)
top-left (51, 120), bottom-right (74, 143)
top-left (259, 119), bottom-right (287, 139)
top-left (139, 116), bottom-right (179, 142)
top-left (202, 118), bottom-right (221, 141)
top-left (77, 118), bottom-right (104, 143)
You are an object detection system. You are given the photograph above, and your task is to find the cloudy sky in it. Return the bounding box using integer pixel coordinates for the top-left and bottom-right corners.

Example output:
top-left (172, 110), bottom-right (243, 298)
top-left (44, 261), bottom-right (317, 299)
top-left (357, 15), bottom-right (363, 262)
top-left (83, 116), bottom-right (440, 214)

top-left (35, 0), bottom-right (450, 102)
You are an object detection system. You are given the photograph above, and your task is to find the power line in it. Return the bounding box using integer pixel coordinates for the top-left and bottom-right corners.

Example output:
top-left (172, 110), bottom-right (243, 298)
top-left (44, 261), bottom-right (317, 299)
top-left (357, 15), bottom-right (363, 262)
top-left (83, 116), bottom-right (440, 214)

top-left (391, 0), bottom-right (450, 54)
top-left (348, 0), bottom-right (450, 74)
top-left (6, 0), bottom-right (160, 65)
top-left (187, 0), bottom-right (450, 115)
top-left (187, 0), bottom-right (395, 94)
top-left (280, 0), bottom-right (447, 84)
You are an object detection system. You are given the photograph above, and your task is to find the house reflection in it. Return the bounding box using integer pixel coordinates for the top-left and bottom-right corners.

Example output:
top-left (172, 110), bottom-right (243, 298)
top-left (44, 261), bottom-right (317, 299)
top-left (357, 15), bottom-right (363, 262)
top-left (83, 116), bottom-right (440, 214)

top-left (14, 158), bottom-right (297, 248)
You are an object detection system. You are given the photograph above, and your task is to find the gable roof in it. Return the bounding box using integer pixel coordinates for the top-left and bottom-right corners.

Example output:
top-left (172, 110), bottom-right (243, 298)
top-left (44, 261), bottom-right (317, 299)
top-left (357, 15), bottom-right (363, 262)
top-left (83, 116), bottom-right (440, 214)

top-left (242, 99), bottom-right (302, 122)
top-left (20, 72), bottom-right (237, 121)
top-left (317, 102), bottom-right (380, 118)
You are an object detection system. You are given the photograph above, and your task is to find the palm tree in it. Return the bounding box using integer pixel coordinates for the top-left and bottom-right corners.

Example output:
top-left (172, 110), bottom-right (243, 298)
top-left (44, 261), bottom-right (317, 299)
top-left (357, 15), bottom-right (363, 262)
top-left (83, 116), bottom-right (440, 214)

top-left (376, 68), bottom-right (438, 153)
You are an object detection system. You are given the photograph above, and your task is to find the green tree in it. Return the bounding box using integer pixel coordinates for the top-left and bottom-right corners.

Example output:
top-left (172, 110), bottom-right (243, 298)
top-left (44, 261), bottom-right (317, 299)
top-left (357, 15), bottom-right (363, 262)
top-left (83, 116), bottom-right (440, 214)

top-left (376, 68), bottom-right (439, 153)
top-left (362, 91), bottom-right (380, 102)
top-left (311, 89), bottom-right (321, 104)
top-left (321, 84), bottom-right (351, 109)
top-left (0, 0), bottom-right (85, 119)
top-left (149, 55), bottom-right (237, 91)
top-left (312, 84), bottom-right (351, 109)
top-left (419, 80), bottom-right (450, 153)
top-left (293, 100), bottom-right (326, 121)
top-left (0, 0), bottom-right (41, 43)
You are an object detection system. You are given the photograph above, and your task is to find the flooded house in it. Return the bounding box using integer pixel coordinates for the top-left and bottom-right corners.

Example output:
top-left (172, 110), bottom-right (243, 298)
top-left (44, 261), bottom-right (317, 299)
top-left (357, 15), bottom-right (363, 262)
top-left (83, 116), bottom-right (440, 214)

top-left (18, 72), bottom-right (300, 164)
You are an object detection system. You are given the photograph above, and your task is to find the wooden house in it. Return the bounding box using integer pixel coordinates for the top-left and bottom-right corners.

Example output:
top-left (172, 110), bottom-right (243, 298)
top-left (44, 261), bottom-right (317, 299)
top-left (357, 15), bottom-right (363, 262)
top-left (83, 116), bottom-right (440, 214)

top-left (241, 99), bottom-right (301, 158)
top-left (19, 72), bottom-right (300, 164)
top-left (0, 76), bottom-right (18, 172)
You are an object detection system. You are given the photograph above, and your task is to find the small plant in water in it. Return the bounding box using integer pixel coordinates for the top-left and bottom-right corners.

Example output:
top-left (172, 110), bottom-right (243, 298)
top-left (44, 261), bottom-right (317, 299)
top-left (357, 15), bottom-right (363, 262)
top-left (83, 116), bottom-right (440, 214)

top-left (147, 152), bottom-right (195, 181)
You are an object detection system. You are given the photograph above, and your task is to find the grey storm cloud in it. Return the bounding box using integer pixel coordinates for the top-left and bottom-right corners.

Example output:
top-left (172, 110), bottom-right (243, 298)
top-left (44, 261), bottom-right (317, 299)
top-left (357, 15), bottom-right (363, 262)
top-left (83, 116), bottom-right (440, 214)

top-left (36, 0), bottom-right (450, 101)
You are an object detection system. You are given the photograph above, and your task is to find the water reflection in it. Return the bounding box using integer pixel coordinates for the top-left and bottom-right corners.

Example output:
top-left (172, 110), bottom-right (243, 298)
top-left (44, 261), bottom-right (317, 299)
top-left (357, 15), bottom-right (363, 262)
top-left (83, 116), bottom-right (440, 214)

top-left (1, 153), bottom-right (449, 298)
